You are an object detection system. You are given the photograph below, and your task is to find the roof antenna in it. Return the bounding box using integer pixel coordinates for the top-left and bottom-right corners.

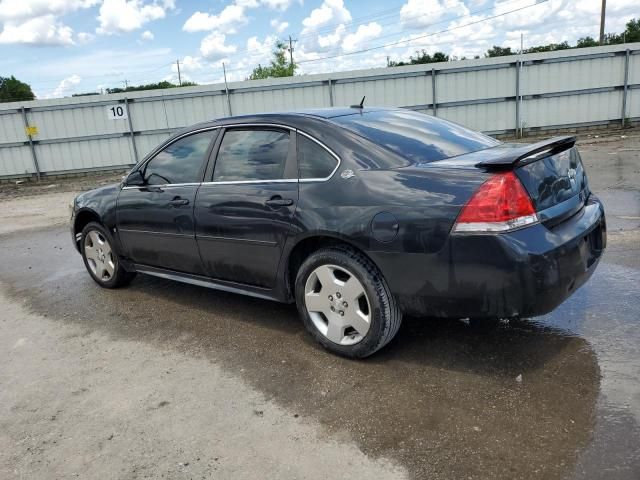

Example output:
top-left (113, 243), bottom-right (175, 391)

top-left (350, 96), bottom-right (365, 109)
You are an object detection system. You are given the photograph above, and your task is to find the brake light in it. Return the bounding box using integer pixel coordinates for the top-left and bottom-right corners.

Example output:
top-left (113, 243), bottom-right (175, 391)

top-left (453, 171), bottom-right (538, 233)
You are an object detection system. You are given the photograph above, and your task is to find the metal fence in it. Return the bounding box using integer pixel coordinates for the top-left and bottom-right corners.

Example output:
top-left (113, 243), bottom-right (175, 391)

top-left (1, 42), bottom-right (639, 180)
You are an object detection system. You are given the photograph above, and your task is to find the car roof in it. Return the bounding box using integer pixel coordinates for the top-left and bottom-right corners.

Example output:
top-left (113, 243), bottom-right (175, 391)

top-left (207, 106), bottom-right (395, 124)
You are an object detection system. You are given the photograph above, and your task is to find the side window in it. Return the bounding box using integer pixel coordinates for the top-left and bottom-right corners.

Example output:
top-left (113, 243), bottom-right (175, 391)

top-left (298, 135), bottom-right (339, 179)
top-left (143, 130), bottom-right (215, 185)
top-left (213, 129), bottom-right (289, 182)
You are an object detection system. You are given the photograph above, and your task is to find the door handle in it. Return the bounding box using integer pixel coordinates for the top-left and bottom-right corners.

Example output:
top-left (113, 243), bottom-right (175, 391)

top-left (169, 197), bottom-right (190, 207)
top-left (265, 196), bottom-right (294, 208)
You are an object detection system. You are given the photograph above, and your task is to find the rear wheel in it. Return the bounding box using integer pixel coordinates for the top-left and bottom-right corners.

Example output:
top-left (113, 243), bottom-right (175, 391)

top-left (81, 222), bottom-right (135, 288)
top-left (295, 246), bottom-right (402, 358)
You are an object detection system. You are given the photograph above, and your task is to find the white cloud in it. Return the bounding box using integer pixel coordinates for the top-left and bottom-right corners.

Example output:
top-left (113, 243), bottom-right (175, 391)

top-left (318, 24), bottom-right (345, 48)
top-left (342, 22), bottom-right (382, 52)
top-left (172, 55), bottom-right (203, 73)
top-left (51, 74), bottom-right (82, 98)
top-left (183, 5), bottom-right (248, 34)
top-left (400, 0), bottom-right (469, 29)
top-left (200, 32), bottom-right (237, 60)
top-left (77, 31), bottom-right (94, 43)
top-left (97, 0), bottom-right (173, 35)
top-left (0, 15), bottom-right (74, 45)
top-left (262, 0), bottom-right (295, 10)
top-left (270, 19), bottom-right (289, 33)
top-left (300, 0), bottom-right (352, 52)
top-left (141, 30), bottom-right (154, 40)
top-left (0, 0), bottom-right (100, 46)
top-left (0, 0), bottom-right (99, 22)
top-left (302, 0), bottom-right (351, 31)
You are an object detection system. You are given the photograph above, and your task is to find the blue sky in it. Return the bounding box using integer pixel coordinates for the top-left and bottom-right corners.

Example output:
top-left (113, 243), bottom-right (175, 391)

top-left (0, 0), bottom-right (636, 99)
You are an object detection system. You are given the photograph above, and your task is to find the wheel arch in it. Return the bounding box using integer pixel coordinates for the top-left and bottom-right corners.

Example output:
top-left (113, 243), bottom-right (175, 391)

top-left (73, 208), bottom-right (101, 245)
top-left (284, 233), bottom-right (379, 299)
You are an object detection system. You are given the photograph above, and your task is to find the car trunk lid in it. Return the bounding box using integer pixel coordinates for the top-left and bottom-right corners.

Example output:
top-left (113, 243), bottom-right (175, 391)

top-left (428, 136), bottom-right (590, 228)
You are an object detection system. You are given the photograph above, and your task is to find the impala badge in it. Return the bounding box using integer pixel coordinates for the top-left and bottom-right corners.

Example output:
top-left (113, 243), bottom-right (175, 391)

top-left (341, 169), bottom-right (355, 179)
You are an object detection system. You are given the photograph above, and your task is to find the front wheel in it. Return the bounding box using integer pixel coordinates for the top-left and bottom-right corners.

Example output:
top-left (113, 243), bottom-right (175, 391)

top-left (81, 222), bottom-right (135, 288)
top-left (295, 246), bottom-right (402, 358)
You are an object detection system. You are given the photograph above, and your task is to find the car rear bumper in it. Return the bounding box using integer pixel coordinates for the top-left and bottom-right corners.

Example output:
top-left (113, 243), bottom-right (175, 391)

top-left (370, 195), bottom-right (606, 318)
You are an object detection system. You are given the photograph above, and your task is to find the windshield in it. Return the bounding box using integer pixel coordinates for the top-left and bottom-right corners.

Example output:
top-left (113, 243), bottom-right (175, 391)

top-left (331, 109), bottom-right (500, 164)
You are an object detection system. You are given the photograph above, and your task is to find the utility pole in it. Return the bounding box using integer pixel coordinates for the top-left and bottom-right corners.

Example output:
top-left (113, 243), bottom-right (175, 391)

top-left (122, 79), bottom-right (129, 89)
top-left (176, 59), bottom-right (182, 86)
top-left (599, 0), bottom-right (606, 45)
top-left (288, 35), bottom-right (295, 68)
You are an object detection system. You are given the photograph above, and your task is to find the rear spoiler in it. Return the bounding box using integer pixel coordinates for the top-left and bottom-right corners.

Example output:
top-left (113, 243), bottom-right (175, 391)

top-left (476, 136), bottom-right (576, 169)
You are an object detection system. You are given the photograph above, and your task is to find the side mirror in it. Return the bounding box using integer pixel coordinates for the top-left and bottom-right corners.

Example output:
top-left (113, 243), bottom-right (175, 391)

top-left (125, 170), bottom-right (145, 186)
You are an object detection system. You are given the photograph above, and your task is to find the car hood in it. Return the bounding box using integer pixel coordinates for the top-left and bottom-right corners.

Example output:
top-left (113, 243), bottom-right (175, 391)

top-left (76, 182), bottom-right (121, 206)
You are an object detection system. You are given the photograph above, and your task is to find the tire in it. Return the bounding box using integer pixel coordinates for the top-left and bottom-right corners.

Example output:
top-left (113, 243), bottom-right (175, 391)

top-left (81, 221), bottom-right (135, 289)
top-left (295, 246), bottom-right (402, 358)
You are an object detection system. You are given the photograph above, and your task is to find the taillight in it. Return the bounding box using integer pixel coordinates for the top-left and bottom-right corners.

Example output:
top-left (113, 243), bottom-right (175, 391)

top-left (453, 171), bottom-right (538, 233)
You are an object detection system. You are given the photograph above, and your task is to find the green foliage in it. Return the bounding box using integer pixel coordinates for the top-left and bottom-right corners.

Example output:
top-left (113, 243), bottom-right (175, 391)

top-left (388, 50), bottom-right (449, 67)
top-left (485, 45), bottom-right (514, 57)
top-left (0, 75), bottom-right (35, 102)
top-left (386, 17), bottom-right (638, 64)
top-left (604, 18), bottom-right (640, 44)
top-left (249, 40), bottom-right (296, 80)
top-left (523, 41), bottom-right (570, 53)
top-left (106, 80), bottom-right (198, 94)
top-left (576, 36), bottom-right (599, 48)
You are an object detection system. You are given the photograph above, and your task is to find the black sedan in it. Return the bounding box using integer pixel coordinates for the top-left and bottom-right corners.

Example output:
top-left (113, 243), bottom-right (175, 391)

top-left (70, 107), bottom-right (606, 357)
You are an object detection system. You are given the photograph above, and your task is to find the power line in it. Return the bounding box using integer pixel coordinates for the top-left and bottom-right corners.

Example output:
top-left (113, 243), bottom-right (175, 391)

top-left (30, 0), bottom-right (551, 97)
top-left (297, 0), bottom-right (550, 65)
top-left (194, 0), bottom-right (534, 69)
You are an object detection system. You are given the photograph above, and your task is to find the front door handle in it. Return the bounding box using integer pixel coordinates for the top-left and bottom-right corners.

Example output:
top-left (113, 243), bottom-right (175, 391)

top-left (265, 196), bottom-right (294, 208)
top-left (169, 197), bottom-right (190, 207)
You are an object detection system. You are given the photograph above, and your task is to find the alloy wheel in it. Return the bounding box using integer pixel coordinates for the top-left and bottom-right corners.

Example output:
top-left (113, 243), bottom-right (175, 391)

top-left (84, 230), bottom-right (115, 282)
top-left (304, 264), bottom-right (371, 345)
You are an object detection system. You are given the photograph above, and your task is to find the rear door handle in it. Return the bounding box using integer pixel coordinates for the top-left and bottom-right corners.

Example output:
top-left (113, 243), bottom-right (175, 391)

top-left (169, 197), bottom-right (190, 207)
top-left (265, 196), bottom-right (294, 207)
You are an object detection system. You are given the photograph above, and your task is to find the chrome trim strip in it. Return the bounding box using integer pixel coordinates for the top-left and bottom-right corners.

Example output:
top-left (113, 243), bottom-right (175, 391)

top-left (200, 179), bottom-right (298, 186)
top-left (122, 182), bottom-right (200, 190)
top-left (125, 122), bottom-right (342, 187)
top-left (196, 234), bottom-right (277, 246)
top-left (222, 122), bottom-right (295, 130)
top-left (119, 228), bottom-right (194, 238)
top-left (452, 213), bottom-right (539, 233)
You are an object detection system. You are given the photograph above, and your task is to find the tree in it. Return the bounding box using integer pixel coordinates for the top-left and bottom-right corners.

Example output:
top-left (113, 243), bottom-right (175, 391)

top-left (105, 80), bottom-right (197, 94)
top-left (249, 40), bottom-right (296, 80)
top-left (623, 18), bottom-right (640, 43)
top-left (524, 41), bottom-right (570, 53)
top-left (388, 50), bottom-right (449, 67)
top-left (485, 46), bottom-right (514, 57)
top-left (576, 36), bottom-right (599, 48)
top-left (0, 76), bottom-right (35, 102)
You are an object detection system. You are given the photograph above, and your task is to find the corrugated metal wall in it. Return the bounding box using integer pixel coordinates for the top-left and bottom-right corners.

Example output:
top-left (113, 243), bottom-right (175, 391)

top-left (1, 43), bottom-right (638, 179)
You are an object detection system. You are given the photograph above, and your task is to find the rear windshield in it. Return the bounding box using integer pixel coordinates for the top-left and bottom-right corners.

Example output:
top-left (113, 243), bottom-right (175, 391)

top-left (331, 109), bottom-right (500, 163)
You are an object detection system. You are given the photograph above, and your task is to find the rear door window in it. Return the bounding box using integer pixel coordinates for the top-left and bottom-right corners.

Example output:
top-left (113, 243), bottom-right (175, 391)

top-left (332, 109), bottom-right (500, 163)
top-left (213, 129), bottom-right (290, 182)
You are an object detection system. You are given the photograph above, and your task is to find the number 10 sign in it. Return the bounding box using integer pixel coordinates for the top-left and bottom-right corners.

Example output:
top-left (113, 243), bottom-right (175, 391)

top-left (106, 104), bottom-right (128, 120)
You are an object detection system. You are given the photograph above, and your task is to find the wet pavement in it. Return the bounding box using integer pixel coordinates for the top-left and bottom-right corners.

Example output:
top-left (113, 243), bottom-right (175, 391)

top-left (0, 134), bottom-right (639, 479)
